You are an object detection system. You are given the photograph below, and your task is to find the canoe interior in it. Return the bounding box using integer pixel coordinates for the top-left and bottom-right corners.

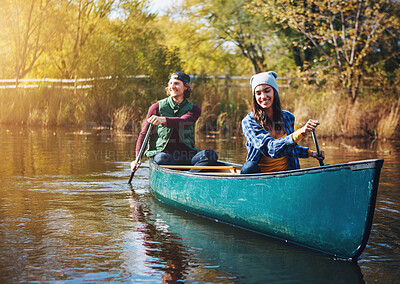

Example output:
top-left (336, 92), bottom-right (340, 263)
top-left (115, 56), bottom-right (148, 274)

top-left (159, 161), bottom-right (242, 175)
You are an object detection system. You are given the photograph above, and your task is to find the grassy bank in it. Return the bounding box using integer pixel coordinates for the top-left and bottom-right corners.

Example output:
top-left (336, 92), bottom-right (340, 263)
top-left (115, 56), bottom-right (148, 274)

top-left (1, 79), bottom-right (399, 139)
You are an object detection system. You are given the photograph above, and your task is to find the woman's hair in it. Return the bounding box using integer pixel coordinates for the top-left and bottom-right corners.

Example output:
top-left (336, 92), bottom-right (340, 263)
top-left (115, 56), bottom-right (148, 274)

top-left (165, 83), bottom-right (192, 99)
top-left (252, 88), bottom-right (284, 131)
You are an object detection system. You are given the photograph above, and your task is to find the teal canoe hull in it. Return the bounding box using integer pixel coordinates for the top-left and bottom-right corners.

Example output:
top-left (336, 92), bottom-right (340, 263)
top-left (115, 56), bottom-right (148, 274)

top-left (148, 159), bottom-right (383, 260)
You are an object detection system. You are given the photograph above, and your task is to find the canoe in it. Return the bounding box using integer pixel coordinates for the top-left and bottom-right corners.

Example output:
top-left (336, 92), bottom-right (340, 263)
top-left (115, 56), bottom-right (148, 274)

top-left (148, 158), bottom-right (384, 260)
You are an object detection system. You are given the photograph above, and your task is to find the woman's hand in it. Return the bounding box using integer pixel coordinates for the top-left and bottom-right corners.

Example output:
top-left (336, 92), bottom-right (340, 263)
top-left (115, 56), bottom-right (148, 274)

top-left (147, 115), bottom-right (166, 126)
top-left (311, 149), bottom-right (325, 161)
top-left (300, 119), bottom-right (320, 136)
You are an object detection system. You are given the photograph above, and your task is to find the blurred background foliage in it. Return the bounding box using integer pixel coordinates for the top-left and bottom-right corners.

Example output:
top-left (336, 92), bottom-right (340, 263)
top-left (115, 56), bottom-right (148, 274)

top-left (0, 0), bottom-right (399, 138)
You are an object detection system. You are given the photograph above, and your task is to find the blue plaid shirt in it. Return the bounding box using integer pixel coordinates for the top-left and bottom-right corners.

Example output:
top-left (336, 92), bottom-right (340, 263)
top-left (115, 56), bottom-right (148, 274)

top-left (241, 111), bottom-right (309, 170)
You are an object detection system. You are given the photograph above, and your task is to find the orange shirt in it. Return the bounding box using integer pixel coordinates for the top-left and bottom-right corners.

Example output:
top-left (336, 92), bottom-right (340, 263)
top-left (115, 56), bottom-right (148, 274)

top-left (259, 155), bottom-right (289, 173)
top-left (258, 134), bottom-right (289, 173)
top-left (258, 131), bottom-right (314, 173)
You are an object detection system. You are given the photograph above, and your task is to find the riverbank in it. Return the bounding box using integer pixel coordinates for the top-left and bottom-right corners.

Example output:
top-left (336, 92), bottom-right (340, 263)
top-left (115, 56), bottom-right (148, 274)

top-left (1, 81), bottom-right (399, 139)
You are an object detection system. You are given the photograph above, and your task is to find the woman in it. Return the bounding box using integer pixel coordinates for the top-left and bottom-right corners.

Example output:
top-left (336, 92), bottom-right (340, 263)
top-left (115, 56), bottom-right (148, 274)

top-left (241, 71), bottom-right (325, 174)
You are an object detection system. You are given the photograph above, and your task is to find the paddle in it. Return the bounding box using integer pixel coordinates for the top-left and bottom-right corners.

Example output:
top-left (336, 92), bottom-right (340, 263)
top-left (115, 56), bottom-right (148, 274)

top-left (128, 124), bottom-right (153, 184)
top-left (311, 130), bottom-right (324, 166)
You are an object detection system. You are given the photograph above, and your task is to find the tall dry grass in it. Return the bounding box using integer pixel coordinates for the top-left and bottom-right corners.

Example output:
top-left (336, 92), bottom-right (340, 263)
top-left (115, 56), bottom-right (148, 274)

top-left (112, 105), bottom-right (134, 130)
top-left (284, 82), bottom-right (398, 139)
top-left (377, 100), bottom-right (400, 139)
top-left (192, 80), bottom-right (250, 137)
top-left (0, 78), bottom-right (398, 140)
top-left (0, 88), bottom-right (87, 127)
top-left (0, 78), bottom-right (162, 129)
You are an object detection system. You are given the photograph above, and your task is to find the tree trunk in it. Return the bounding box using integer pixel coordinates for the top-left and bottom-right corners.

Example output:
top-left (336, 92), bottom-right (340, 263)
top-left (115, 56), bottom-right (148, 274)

top-left (292, 45), bottom-right (303, 68)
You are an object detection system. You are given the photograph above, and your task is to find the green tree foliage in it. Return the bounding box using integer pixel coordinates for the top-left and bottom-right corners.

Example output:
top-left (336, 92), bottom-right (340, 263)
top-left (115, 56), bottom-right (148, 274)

top-left (53, 0), bottom-right (115, 78)
top-left (0, 0), bottom-right (181, 79)
top-left (255, 0), bottom-right (400, 103)
top-left (179, 0), bottom-right (273, 73)
top-left (154, 8), bottom-right (250, 75)
top-left (27, 0), bottom-right (116, 78)
top-left (0, 0), bottom-right (183, 126)
top-left (175, 0), bottom-right (319, 74)
top-left (0, 0), bottom-right (63, 79)
top-left (79, 0), bottom-right (183, 123)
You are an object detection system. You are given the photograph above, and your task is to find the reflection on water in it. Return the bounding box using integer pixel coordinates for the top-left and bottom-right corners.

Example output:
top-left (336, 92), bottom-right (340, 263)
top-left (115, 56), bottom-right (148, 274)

top-left (135, 190), bottom-right (364, 283)
top-left (0, 126), bottom-right (399, 282)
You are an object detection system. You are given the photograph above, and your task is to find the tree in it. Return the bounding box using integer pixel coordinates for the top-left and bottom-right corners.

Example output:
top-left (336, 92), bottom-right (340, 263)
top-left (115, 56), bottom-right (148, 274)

top-left (154, 13), bottom-right (248, 75)
top-left (81, 0), bottom-right (183, 123)
top-left (178, 0), bottom-right (275, 74)
top-left (1, 0), bottom-right (61, 80)
top-left (256, 0), bottom-right (400, 103)
top-left (50, 0), bottom-right (115, 78)
top-left (0, 0), bottom-right (11, 77)
top-left (174, 0), bottom-right (317, 74)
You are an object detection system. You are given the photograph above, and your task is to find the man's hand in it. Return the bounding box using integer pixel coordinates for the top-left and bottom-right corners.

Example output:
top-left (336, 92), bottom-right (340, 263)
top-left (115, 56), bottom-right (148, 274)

top-left (148, 115), bottom-right (166, 126)
top-left (131, 160), bottom-right (141, 172)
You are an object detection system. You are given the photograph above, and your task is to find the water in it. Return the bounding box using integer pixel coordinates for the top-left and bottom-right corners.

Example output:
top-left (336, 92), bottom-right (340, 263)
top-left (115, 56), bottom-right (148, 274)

top-left (0, 126), bottom-right (399, 283)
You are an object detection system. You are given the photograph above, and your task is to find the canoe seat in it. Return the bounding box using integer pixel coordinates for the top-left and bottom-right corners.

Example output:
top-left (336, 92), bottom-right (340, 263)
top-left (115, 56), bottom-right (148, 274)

top-left (160, 165), bottom-right (241, 174)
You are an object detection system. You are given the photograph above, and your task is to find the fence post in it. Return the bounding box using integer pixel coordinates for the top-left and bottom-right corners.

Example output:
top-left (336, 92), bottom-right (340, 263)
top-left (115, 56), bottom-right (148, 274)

top-left (225, 73), bottom-right (229, 88)
top-left (74, 75), bottom-right (78, 93)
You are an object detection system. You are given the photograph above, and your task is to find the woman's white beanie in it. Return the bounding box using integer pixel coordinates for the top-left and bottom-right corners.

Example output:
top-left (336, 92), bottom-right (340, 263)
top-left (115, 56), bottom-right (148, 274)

top-left (250, 71), bottom-right (279, 95)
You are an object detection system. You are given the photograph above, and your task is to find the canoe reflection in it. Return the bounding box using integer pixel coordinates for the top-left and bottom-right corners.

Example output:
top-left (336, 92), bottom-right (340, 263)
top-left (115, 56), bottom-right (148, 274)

top-left (130, 189), bottom-right (364, 283)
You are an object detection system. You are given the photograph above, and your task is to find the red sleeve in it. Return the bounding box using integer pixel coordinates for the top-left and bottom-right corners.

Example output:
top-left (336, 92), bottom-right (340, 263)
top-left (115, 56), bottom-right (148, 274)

top-left (135, 102), bottom-right (159, 157)
top-left (164, 104), bottom-right (201, 128)
top-left (135, 103), bottom-right (202, 157)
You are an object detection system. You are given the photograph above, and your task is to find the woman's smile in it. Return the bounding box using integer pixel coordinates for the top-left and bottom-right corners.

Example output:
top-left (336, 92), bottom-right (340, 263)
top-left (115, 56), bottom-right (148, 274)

top-left (254, 84), bottom-right (274, 110)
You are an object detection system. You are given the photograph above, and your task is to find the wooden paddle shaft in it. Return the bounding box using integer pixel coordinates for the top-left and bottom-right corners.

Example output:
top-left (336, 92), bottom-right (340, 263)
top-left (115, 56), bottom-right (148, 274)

top-left (312, 130), bottom-right (324, 166)
top-left (128, 124), bottom-right (153, 184)
top-left (135, 124), bottom-right (153, 163)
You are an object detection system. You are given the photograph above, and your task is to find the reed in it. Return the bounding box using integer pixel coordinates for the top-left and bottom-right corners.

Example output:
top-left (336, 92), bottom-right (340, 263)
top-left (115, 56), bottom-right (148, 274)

top-left (0, 90), bottom-right (33, 125)
top-left (377, 100), bottom-right (400, 139)
top-left (192, 80), bottom-right (250, 137)
top-left (0, 77), bottom-right (398, 140)
top-left (283, 82), bottom-right (399, 139)
top-left (27, 108), bottom-right (42, 126)
top-left (112, 105), bottom-right (134, 130)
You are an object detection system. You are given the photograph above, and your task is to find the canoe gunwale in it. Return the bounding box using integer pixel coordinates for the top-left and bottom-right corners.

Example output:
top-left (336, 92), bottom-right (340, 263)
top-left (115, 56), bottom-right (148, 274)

top-left (150, 158), bottom-right (384, 180)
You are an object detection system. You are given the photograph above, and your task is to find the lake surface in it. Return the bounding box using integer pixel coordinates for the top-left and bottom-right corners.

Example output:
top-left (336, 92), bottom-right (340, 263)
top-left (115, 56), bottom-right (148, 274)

top-left (0, 126), bottom-right (399, 283)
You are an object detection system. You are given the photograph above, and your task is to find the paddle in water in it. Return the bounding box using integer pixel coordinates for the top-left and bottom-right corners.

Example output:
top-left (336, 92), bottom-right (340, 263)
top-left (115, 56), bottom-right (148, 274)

top-left (311, 130), bottom-right (324, 166)
top-left (128, 124), bottom-right (153, 184)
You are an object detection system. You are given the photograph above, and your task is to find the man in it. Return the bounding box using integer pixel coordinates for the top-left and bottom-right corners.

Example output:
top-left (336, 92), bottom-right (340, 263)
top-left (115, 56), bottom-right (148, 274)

top-left (131, 72), bottom-right (218, 172)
